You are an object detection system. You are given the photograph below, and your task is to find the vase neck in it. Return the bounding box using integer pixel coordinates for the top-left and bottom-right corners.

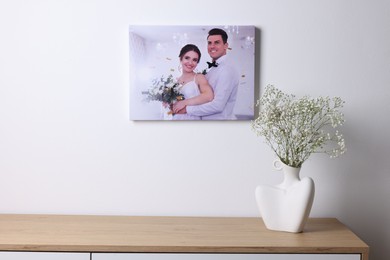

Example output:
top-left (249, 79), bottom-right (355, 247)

top-left (279, 164), bottom-right (301, 188)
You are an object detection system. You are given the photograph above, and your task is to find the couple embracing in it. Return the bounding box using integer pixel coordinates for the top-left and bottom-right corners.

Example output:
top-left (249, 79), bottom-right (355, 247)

top-left (172, 28), bottom-right (239, 120)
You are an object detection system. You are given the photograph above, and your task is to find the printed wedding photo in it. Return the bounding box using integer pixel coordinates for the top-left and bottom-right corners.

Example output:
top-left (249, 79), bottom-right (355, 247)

top-left (129, 25), bottom-right (255, 121)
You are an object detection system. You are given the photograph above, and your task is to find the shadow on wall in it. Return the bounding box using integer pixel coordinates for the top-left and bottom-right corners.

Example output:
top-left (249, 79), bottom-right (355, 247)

top-left (332, 122), bottom-right (390, 260)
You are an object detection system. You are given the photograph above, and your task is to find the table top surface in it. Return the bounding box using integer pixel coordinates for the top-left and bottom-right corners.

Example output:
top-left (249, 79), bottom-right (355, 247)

top-left (0, 214), bottom-right (368, 255)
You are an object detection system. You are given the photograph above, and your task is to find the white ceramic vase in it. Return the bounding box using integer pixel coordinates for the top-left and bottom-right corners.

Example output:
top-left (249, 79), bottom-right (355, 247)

top-left (255, 160), bottom-right (315, 233)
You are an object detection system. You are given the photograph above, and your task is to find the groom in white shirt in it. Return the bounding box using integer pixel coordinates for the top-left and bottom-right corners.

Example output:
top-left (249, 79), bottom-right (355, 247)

top-left (176, 28), bottom-right (239, 120)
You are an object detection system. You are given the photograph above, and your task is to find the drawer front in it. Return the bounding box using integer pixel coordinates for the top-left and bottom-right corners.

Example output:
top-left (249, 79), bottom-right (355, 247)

top-left (0, 252), bottom-right (89, 260)
top-left (93, 253), bottom-right (360, 260)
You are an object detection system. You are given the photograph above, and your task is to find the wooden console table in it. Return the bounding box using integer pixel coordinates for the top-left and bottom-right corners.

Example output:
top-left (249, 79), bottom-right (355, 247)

top-left (0, 214), bottom-right (368, 260)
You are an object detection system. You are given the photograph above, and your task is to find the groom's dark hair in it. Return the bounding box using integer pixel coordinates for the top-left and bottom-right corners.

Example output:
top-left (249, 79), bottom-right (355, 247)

top-left (208, 28), bottom-right (228, 44)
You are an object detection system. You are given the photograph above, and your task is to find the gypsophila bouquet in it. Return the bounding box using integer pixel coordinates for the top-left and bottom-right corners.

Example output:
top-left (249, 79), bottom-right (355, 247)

top-left (252, 85), bottom-right (346, 168)
top-left (143, 74), bottom-right (185, 105)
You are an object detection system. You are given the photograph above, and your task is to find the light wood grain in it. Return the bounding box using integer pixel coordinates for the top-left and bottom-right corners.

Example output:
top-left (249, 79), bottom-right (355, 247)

top-left (0, 215), bottom-right (368, 259)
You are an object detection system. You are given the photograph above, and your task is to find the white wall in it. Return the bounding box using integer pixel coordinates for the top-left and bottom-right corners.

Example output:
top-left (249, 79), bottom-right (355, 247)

top-left (0, 0), bottom-right (389, 259)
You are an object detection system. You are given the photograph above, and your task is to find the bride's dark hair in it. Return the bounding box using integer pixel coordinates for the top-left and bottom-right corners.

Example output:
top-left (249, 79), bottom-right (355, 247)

top-left (179, 44), bottom-right (201, 63)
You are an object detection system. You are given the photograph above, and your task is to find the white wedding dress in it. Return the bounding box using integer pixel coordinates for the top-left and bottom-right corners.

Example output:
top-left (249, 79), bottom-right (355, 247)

top-left (173, 76), bottom-right (201, 120)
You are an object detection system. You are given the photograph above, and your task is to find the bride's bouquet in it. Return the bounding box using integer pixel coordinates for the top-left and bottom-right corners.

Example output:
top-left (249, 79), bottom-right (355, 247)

top-left (143, 74), bottom-right (185, 112)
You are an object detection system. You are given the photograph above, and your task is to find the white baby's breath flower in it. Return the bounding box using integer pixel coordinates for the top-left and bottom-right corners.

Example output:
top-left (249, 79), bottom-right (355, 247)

top-left (252, 85), bottom-right (346, 168)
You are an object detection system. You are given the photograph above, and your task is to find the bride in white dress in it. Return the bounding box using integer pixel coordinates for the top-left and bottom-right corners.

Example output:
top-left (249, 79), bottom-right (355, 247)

top-left (172, 44), bottom-right (214, 120)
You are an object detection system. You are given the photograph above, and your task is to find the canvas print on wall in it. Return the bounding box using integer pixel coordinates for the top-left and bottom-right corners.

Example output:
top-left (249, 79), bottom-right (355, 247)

top-left (129, 25), bottom-right (255, 120)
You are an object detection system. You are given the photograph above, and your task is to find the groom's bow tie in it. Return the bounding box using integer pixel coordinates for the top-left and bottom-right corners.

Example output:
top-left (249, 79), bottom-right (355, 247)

top-left (207, 61), bottom-right (218, 68)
